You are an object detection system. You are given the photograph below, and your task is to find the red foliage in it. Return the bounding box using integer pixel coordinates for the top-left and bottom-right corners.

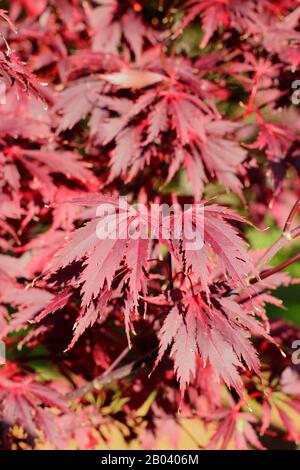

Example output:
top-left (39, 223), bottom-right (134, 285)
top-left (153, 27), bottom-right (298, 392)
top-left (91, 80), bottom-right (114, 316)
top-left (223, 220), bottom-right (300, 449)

top-left (0, 0), bottom-right (300, 450)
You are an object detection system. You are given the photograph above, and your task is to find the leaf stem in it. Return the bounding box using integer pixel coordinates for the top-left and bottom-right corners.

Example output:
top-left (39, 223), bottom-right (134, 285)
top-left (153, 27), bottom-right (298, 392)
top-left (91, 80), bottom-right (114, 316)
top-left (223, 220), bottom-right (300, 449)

top-left (283, 196), bottom-right (300, 234)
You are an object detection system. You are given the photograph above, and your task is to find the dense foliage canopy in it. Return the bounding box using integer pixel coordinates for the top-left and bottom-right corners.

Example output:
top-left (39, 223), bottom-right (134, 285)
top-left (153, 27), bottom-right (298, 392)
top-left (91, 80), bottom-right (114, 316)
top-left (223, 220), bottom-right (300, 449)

top-left (0, 0), bottom-right (300, 450)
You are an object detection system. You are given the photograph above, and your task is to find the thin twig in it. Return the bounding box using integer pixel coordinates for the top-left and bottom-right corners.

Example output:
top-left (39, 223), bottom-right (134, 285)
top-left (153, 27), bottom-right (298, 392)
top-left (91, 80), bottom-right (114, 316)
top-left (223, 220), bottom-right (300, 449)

top-left (257, 252), bottom-right (300, 282)
top-left (256, 196), bottom-right (300, 272)
top-left (66, 348), bottom-right (158, 401)
top-left (239, 251), bottom-right (300, 304)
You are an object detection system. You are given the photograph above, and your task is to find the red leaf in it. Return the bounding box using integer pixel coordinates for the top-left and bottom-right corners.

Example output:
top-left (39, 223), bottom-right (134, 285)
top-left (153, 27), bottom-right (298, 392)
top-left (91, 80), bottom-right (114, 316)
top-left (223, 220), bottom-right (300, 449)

top-left (0, 366), bottom-right (70, 449)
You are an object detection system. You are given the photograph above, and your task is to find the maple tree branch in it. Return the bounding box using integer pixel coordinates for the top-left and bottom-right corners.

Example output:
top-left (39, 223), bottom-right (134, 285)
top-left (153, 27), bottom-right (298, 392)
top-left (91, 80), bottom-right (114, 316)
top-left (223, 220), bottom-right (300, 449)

top-left (66, 346), bottom-right (129, 401)
top-left (254, 252), bottom-right (300, 283)
top-left (256, 197), bottom-right (300, 272)
top-left (239, 251), bottom-right (300, 304)
top-left (66, 348), bottom-right (158, 401)
top-left (255, 227), bottom-right (300, 272)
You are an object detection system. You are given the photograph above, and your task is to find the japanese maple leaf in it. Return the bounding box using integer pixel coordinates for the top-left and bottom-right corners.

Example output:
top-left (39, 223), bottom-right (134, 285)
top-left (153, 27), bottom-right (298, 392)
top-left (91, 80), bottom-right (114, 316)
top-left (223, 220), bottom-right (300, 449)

top-left (53, 69), bottom-right (162, 136)
top-left (0, 146), bottom-right (96, 203)
top-left (206, 407), bottom-right (265, 450)
top-left (154, 280), bottom-right (272, 396)
top-left (54, 78), bottom-right (107, 133)
top-left (85, 0), bottom-right (156, 58)
top-left (54, 48), bottom-right (244, 198)
top-left (259, 373), bottom-right (300, 443)
top-left (167, 203), bottom-right (254, 291)
top-left (0, 89), bottom-right (52, 140)
top-left (0, 271), bottom-right (53, 334)
top-left (53, 50), bottom-right (124, 133)
top-left (37, 194), bottom-right (260, 393)
top-left (246, 108), bottom-right (300, 191)
top-left (252, 332), bottom-right (300, 442)
top-left (55, 49), bottom-right (245, 198)
top-left (249, 120), bottom-right (296, 163)
top-left (223, 51), bottom-right (281, 114)
top-left (176, 0), bottom-right (277, 48)
top-left (96, 59), bottom-right (246, 198)
top-left (36, 195), bottom-right (254, 348)
top-left (263, 6), bottom-right (300, 70)
top-left (156, 298), bottom-right (246, 395)
top-left (0, 50), bottom-right (42, 98)
top-left (38, 194), bottom-right (150, 345)
top-left (0, 365), bottom-right (70, 449)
